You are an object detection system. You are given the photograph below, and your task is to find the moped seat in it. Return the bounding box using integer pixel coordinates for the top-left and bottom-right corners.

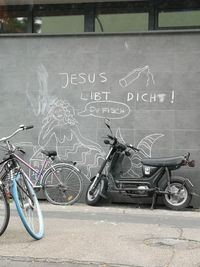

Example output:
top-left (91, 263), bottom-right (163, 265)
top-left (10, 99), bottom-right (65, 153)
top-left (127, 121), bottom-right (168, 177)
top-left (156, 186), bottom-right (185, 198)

top-left (141, 156), bottom-right (184, 167)
top-left (41, 150), bottom-right (57, 157)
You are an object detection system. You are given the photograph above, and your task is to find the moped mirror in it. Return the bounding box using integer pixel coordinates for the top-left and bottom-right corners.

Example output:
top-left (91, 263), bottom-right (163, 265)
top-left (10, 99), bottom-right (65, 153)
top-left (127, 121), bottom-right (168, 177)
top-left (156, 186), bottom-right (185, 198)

top-left (104, 118), bottom-right (111, 129)
top-left (104, 140), bottom-right (110, 145)
top-left (104, 118), bottom-right (113, 137)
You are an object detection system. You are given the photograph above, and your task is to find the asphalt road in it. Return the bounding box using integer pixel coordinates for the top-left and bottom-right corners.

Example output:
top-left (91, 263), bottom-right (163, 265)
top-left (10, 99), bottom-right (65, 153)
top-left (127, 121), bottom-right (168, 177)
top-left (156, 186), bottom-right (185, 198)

top-left (0, 202), bottom-right (200, 267)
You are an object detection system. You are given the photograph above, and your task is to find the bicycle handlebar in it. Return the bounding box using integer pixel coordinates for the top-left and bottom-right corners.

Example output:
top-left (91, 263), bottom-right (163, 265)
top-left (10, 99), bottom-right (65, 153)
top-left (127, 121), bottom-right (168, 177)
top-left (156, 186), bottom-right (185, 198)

top-left (20, 125), bottom-right (34, 130)
top-left (16, 147), bottom-right (26, 154)
top-left (0, 124), bottom-right (34, 142)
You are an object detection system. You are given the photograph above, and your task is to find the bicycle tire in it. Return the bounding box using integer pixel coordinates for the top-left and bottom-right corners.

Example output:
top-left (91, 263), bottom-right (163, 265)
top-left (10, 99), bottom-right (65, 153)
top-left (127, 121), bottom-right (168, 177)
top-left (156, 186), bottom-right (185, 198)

top-left (11, 172), bottom-right (44, 240)
top-left (43, 163), bottom-right (83, 205)
top-left (0, 186), bottom-right (10, 236)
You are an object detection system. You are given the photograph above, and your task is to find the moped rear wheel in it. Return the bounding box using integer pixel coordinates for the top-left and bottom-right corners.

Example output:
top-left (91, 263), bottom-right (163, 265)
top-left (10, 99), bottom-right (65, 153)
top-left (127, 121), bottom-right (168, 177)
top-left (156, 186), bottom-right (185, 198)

top-left (163, 180), bottom-right (191, 210)
top-left (85, 178), bottom-right (106, 206)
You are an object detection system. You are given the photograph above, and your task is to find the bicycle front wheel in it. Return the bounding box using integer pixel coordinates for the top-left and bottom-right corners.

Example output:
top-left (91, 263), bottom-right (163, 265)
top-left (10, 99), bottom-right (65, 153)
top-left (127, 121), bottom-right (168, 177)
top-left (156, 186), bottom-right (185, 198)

top-left (11, 172), bottom-right (44, 240)
top-left (0, 186), bottom-right (10, 236)
top-left (43, 163), bottom-right (83, 205)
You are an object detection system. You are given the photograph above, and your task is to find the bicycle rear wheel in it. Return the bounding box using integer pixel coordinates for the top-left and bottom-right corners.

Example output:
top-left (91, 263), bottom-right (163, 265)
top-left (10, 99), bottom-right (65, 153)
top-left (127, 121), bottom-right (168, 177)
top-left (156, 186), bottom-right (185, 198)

top-left (11, 172), bottom-right (44, 240)
top-left (0, 186), bottom-right (10, 236)
top-left (43, 163), bottom-right (83, 205)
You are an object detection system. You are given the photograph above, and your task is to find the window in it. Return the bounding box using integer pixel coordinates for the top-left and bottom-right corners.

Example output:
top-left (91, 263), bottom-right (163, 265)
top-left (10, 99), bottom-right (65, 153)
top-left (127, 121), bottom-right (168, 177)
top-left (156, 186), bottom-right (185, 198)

top-left (35, 15), bottom-right (84, 34)
top-left (1, 1), bottom-right (200, 34)
top-left (0, 6), bottom-right (30, 33)
top-left (159, 10), bottom-right (200, 29)
top-left (95, 13), bottom-right (148, 33)
top-left (0, 17), bottom-right (28, 33)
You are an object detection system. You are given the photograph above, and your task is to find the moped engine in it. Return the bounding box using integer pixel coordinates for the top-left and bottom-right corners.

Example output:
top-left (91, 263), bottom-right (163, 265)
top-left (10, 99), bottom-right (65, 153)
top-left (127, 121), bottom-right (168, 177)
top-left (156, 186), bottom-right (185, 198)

top-left (137, 185), bottom-right (149, 195)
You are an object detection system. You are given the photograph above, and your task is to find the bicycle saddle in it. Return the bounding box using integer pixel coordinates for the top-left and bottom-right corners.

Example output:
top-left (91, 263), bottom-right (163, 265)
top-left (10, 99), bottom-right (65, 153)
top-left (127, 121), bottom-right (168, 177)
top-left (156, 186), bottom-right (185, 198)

top-left (41, 150), bottom-right (57, 157)
top-left (141, 155), bottom-right (184, 167)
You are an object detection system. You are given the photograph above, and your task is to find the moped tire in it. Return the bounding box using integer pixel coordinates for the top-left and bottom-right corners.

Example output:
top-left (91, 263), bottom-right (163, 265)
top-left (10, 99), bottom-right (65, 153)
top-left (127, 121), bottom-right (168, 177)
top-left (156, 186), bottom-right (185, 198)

top-left (85, 177), bottom-right (106, 206)
top-left (163, 178), bottom-right (191, 211)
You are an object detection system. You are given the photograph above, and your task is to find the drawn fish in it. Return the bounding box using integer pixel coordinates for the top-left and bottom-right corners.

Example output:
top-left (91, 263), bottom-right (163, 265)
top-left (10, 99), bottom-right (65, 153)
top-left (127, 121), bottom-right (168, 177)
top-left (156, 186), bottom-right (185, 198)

top-left (116, 128), bottom-right (164, 178)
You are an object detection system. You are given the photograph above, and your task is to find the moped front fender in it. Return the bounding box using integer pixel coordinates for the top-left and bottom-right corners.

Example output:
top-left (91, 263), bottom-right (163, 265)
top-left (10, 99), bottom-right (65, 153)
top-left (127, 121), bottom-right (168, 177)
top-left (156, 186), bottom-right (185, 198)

top-left (90, 174), bottom-right (108, 198)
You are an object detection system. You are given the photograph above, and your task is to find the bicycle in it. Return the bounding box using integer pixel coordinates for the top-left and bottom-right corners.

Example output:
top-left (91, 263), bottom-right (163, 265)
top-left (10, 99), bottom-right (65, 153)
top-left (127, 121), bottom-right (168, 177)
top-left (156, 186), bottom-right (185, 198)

top-left (0, 125), bottom-right (83, 239)
top-left (0, 125), bottom-right (44, 240)
top-left (1, 125), bottom-right (84, 206)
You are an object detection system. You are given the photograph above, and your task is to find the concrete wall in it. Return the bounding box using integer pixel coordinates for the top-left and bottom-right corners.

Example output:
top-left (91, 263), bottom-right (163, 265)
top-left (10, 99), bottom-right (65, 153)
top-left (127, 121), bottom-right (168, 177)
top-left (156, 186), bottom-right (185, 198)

top-left (0, 31), bottom-right (200, 207)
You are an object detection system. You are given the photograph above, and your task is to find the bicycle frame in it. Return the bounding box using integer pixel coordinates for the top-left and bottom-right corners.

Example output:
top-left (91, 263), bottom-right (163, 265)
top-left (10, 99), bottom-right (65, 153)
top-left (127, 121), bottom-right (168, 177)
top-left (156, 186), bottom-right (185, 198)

top-left (0, 124), bottom-right (83, 208)
top-left (12, 152), bottom-right (52, 188)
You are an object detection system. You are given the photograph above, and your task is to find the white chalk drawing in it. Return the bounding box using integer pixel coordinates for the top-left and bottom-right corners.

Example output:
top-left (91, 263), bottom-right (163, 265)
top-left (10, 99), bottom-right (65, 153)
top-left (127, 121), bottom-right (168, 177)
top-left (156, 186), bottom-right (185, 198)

top-left (59, 72), bottom-right (108, 88)
top-left (36, 99), bottom-right (105, 178)
top-left (118, 65), bottom-right (175, 104)
top-left (124, 41), bottom-right (129, 50)
top-left (116, 128), bottom-right (164, 178)
top-left (26, 64), bottom-right (56, 116)
top-left (171, 90), bottom-right (175, 103)
top-left (119, 65), bottom-right (155, 88)
top-left (78, 101), bottom-right (130, 119)
top-left (26, 65), bottom-right (105, 178)
top-left (25, 63), bottom-right (172, 180)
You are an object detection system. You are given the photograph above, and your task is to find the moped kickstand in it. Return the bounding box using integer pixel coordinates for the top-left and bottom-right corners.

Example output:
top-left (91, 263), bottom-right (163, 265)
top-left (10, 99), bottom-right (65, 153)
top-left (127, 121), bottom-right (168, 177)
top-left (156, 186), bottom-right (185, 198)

top-left (151, 191), bottom-right (158, 210)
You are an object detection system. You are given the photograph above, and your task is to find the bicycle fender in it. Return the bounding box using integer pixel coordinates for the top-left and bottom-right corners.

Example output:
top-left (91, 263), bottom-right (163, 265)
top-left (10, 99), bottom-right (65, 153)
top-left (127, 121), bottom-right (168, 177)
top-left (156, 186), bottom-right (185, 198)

top-left (41, 162), bottom-right (81, 185)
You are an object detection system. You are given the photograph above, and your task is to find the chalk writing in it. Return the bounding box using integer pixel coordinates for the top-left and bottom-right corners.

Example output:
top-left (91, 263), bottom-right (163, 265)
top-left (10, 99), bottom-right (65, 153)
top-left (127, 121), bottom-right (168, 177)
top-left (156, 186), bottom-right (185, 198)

top-left (78, 101), bottom-right (130, 119)
top-left (81, 91), bottom-right (111, 101)
top-left (59, 72), bottom-right (108, 88)
top-left (127, 91), bottom-right (175, 104)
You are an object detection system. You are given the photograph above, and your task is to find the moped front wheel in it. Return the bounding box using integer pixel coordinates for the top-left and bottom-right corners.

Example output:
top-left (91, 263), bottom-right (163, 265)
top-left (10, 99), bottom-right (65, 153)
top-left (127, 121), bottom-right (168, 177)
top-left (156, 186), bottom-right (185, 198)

top-left (85, 177), bottom-right (106, 206)
top-left (163, 180), bottom-right (191, 211)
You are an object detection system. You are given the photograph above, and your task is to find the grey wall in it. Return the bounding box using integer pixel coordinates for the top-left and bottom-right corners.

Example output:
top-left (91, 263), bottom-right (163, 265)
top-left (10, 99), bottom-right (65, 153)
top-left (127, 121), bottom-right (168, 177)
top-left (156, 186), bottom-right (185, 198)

top-left (0, 31), bottom-right (200, 207)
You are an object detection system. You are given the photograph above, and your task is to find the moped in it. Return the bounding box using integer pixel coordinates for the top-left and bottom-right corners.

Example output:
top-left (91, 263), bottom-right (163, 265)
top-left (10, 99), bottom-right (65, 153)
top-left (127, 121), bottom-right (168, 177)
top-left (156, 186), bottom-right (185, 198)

top-left (85, 119), bottom-right (195, 210)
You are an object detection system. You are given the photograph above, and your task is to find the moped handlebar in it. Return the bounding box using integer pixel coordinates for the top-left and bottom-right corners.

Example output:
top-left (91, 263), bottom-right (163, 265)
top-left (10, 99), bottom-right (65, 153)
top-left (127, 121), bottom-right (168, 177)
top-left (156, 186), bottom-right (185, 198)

top-left (105, 136), bottom-right (140, 154)
top-left (127, 144), bottom-right (140, 152)
top-left (107, 135), bottom-right (115, 140)
top-left (104, 120), bottom-right (140, 152)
